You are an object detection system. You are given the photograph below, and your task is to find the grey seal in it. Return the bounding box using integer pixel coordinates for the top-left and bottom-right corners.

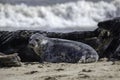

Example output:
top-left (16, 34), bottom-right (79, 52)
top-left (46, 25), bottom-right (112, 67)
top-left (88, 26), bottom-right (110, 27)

top-left (29, 33), bottom-right (99, 63)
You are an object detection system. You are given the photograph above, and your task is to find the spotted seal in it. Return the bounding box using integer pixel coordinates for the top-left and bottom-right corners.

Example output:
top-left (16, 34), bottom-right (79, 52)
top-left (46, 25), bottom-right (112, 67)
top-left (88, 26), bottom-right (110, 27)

top-left (29, 33), bottom-right (99, 63)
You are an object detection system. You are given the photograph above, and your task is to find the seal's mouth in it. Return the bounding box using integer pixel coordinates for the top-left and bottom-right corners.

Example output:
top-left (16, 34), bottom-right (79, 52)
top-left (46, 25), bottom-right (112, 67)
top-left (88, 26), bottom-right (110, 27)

top-left (28, 41), bottom-right (38, 48)
top-left (28, 43), bottom-right (35, 48)
top-left (28, 42), bottom-right (41, 56)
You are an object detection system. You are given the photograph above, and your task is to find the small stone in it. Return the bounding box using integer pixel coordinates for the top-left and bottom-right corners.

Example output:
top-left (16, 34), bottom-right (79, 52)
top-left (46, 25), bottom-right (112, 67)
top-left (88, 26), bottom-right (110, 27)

top-left (82, 69), bottom-right (92, 72)
top-left (24, 71), bottom-right (38, 75)
top-left (44, 76), bottom-right (57, 80)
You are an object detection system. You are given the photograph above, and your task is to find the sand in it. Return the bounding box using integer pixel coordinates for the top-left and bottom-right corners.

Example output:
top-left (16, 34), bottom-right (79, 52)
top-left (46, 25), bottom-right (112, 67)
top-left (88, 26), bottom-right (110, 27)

top-left (0, 60), bottom-right (120, 80)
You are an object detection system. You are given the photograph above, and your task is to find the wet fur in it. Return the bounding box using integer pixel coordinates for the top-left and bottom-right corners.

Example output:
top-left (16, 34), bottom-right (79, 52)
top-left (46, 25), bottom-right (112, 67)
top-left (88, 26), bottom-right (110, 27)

top-left (29, 33), bottom-right (99, 63)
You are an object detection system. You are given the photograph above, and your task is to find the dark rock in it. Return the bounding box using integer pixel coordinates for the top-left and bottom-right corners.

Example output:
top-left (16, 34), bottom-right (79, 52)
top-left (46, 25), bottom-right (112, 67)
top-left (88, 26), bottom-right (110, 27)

top-left (24, 71), bottom-right (39, 75)
top-left (44, 76), bottom-right (57, 80)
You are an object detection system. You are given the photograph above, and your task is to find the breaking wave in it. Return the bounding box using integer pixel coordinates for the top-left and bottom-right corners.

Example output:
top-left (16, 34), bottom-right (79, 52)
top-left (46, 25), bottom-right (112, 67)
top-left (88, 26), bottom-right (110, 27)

top-left (0, 0), bottom-right (119, 32)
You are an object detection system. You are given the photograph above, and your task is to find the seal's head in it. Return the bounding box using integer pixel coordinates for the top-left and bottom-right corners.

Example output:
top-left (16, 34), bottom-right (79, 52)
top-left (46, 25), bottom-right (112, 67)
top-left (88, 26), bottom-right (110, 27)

top-left (98, 17), bottom-right (120, 33)
top-left (28, 33), bottom-right (48, 56)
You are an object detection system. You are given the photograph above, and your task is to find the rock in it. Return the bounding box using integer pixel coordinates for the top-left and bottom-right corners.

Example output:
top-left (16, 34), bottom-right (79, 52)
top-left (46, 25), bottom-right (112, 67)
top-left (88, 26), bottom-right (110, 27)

top-left (0, 52), bottom-right (21, 67)
top-left (24, 71), bottom-right (39, 75)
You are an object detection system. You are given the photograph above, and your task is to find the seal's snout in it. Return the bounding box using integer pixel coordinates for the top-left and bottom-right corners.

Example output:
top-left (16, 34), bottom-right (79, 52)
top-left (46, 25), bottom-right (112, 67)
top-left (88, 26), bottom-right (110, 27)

top-left (29, 43), bottom-right (34, 48)
top-left (28, 41), bottom-right (37, 48)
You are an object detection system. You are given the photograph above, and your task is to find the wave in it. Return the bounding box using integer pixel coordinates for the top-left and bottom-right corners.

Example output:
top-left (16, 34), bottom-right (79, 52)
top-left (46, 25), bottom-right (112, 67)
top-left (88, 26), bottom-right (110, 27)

top-left (0, 0), bottom-right (119, 32)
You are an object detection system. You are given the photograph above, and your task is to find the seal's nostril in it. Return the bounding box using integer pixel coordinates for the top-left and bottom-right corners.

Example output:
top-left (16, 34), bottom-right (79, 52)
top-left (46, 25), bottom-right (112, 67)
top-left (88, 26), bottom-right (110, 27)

top-left (29, 43), bottom-right (35, 47)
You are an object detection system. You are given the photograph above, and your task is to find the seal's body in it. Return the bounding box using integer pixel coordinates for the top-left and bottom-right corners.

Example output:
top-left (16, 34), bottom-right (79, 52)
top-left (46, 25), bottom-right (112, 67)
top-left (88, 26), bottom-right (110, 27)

top-left (29, 33), bottom-right (99, 63)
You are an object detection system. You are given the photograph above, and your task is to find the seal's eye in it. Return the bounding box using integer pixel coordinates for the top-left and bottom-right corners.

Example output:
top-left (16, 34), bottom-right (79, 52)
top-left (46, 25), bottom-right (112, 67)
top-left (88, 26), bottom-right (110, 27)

top-left (35, 39), bottom-right (39, 42)
top-left (29, 38), bottom-right (32, 41)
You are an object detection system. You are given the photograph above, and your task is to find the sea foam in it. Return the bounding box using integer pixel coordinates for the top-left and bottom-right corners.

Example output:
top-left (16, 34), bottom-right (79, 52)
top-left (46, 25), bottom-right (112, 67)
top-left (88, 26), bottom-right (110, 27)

top-left (0, 0), bottom-right (119, 32)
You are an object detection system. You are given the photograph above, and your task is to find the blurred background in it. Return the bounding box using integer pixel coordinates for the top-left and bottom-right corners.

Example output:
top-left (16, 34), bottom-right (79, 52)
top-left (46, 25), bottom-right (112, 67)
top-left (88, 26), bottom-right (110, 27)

top-left (0, 0), bottom-right (119, 32)
top-left (0, 0), bottom-right (113, 5)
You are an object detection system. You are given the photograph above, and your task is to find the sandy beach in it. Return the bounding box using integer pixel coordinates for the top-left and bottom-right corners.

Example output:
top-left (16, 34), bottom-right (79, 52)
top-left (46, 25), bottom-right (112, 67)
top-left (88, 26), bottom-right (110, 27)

top-left (0, 0), bottom-right (120, 80)
top-left (0, 61), bottom-right (120, 80)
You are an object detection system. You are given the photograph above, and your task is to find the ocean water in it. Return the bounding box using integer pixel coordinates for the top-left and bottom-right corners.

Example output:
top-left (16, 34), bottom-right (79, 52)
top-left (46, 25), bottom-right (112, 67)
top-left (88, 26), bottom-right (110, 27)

top-left (0, 0), bottom-right (119, 32)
